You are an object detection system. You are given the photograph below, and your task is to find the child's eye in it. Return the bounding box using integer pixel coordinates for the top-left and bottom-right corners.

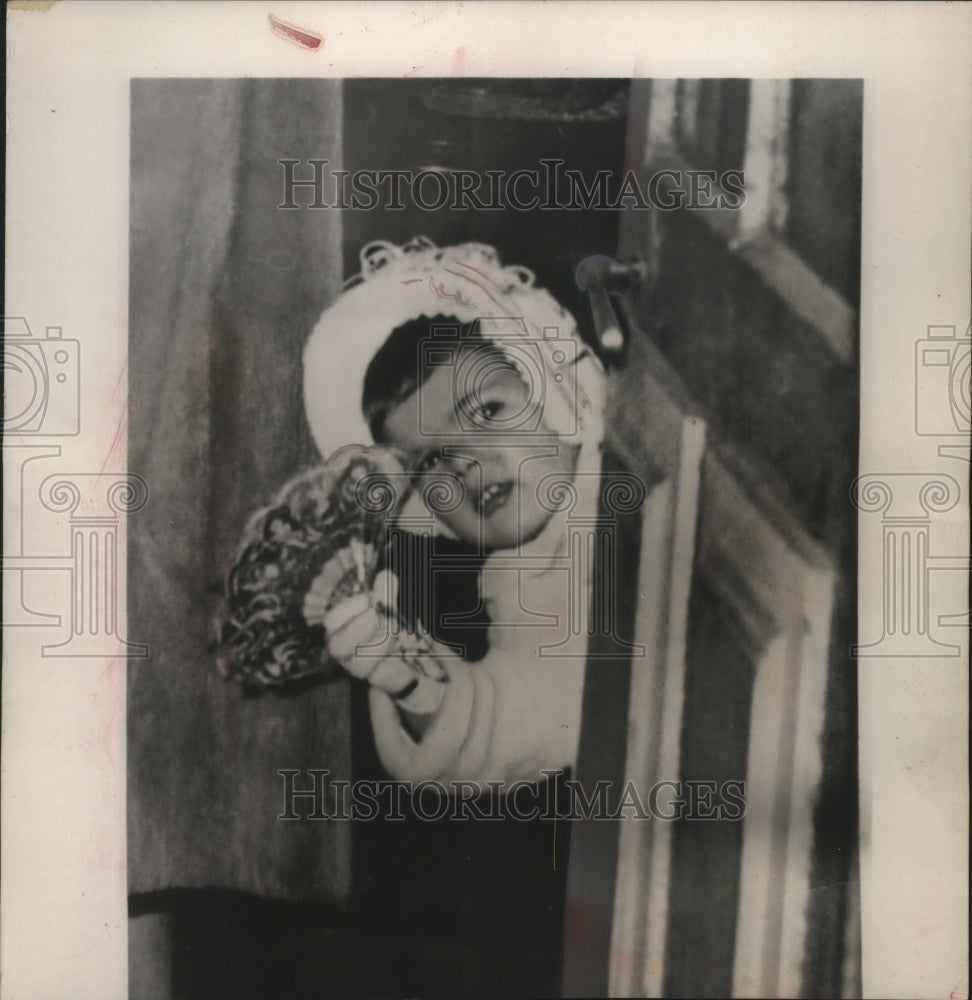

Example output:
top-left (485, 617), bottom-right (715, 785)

top-left (475, 401), bottom-right (502, 422)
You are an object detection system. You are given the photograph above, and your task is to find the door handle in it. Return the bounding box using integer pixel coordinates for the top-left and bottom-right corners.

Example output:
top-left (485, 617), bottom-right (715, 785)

top-left (575, 255), bottom-right (650, 358)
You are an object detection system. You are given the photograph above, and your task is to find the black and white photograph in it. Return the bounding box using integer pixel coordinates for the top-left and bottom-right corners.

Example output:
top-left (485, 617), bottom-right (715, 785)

top-left (125, 76), bottom-right (861, 998)
top-left (3, 5), bottom-right (969, 1000)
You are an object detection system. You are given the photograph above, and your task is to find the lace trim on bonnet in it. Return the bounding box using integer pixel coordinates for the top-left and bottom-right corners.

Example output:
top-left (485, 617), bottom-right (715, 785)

top-left (349, 236), bottom-right (533, 293)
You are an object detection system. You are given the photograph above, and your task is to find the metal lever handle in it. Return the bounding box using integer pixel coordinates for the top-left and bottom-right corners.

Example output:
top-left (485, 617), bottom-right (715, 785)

top-left (575, 256), bottom-right (650, 356)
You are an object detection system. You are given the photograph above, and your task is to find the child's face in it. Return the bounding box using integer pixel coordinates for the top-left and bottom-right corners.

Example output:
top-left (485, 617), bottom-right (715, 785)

top-left (382, 345), bottom-right (580, 549)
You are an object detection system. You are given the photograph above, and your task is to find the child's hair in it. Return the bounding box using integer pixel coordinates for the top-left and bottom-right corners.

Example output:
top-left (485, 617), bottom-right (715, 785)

top-left (362, 314), bottom-right (517, 443)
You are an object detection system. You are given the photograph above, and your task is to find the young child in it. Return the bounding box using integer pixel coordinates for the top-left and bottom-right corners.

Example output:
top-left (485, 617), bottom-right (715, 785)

top-left (303, 238), bottom-right (606, 786)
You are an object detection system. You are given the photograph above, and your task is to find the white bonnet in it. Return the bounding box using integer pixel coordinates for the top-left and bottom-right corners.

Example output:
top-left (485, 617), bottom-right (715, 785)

top-left (302, 237), bottom-right (602, 460)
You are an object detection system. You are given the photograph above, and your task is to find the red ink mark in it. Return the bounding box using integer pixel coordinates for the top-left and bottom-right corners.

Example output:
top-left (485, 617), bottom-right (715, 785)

top-left (427, 275), bottom-right (474, 309)
top-left (99, 657), bottom-right (121, 684)
top-left (451, 46), bottom-right (466, 76)
top-left (96, 699), bottom-right (117, 769)
top-left (107, 364), bottom-right (125, 404)
top-left (96, 364), bottom-right (130, 475)
top-left (98, 399), bottom-right (128, 476)
top-left (269, 13), bottom-right (323, 51)
top-left (442, 265), bottom-right (509, 312)
top-left (402, 66), bottom-right (425, 78)
top-left (562, 899), bottom-right (594, 948)
top-left (450, 259), bottom-right (499, 287)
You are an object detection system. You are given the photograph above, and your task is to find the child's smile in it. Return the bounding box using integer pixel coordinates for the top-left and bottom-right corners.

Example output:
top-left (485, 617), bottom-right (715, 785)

top-left (381, 344), bottom-right (580, 549)
top-left (478, 479), bottom-right (515, 517)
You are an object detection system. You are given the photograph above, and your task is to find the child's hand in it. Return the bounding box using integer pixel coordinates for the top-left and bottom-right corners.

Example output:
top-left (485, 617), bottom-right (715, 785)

top-left (323, 591), bottom-right (404, 689)
top-left (320, 571), bottom-right (446, 717)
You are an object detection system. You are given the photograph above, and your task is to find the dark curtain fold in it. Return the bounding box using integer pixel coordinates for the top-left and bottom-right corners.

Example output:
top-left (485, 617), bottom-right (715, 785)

top-left (127, 79), bottom-right (351, 901)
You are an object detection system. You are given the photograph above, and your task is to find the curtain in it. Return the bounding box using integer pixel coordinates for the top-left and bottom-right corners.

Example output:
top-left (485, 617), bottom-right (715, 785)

top-left (127, 79), bottom-right (351, 901)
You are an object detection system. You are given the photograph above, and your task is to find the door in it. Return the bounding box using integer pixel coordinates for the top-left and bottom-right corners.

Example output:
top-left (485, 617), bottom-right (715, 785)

top-left (564, 78), bottom-right (859, 998)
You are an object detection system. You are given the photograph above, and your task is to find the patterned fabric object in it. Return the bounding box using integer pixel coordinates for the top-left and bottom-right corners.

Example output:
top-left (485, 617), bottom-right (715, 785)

top-left (216, 444), bottom-right (411, 690)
